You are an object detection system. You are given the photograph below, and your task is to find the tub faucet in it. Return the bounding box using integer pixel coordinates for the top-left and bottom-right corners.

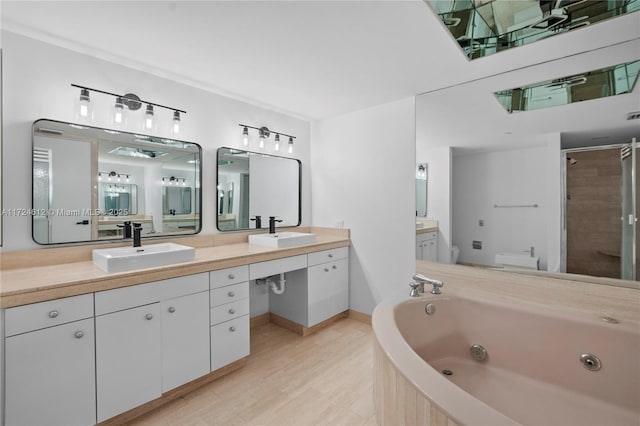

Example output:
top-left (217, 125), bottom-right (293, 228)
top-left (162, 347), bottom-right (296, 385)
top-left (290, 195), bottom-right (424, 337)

top-left (413, 273), bottom-right (443, 295)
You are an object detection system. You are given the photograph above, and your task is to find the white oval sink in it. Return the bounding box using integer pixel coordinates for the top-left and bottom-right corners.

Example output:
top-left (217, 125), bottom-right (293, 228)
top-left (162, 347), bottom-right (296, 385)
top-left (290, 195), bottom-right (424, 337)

top-left (248, 232), bottom-right (316, 248)
top-left (93, 242), bottom-right (195, 273)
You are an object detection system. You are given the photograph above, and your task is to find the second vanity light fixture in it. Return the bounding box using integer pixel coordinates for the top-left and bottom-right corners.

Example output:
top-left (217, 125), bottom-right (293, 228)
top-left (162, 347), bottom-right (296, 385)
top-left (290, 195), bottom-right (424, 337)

top-left (239, 124), bottom-right (296, 154)
top-left (72, 84), bottom-right (186, 136)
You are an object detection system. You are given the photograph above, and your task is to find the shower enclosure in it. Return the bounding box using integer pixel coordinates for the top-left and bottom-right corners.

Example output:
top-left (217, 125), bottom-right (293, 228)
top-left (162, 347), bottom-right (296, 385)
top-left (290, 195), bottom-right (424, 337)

top-left (563, 138), bottom-right (638, 280)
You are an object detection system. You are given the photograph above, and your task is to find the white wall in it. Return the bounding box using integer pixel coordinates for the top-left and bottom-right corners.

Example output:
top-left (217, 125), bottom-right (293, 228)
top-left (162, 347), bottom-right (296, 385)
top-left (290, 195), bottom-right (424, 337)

top-left (311, 97), bottom-right (415, 315)
top-left (451, 135), bottom-right (562, 271)
top-left (0, 31), bottom-right (311, 252)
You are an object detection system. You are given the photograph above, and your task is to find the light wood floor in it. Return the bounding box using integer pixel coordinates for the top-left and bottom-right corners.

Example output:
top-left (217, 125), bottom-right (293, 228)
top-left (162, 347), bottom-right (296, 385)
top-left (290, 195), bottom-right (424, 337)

top-left (129, 318), bottom-right (376, 426)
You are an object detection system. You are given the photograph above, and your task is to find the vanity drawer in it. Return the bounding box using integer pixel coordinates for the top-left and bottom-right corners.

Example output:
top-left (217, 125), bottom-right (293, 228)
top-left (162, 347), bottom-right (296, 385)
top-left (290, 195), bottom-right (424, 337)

top-left (95, 273), bottom-right (208, 316)
top-left (210, 315), bottom-right (250, 371)
top-left (210, 265), bottom-right (250, 289)
top-left (308, 247), bottom-right (349, 266)
top-left (210, 282), bottom-right (249, 307)
top-left (210, 298), bottom-right (250, 325)
top-left (5, 294), bottom-right (94, 337)
top-left (249, 254), bottom-right (307, 280)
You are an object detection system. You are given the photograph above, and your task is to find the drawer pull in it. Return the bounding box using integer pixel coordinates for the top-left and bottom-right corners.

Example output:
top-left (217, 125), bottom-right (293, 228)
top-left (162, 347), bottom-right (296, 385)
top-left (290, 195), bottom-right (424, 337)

top-left (332, 265), bottom-right (338, 270)
top-left (228, 291), bottom-right (235, 297)
top-left (229, 326), bottom-right (236, 332)
top-left (229, 308), bottom-right (236, 315)
top-left (328, 253), bottom-right (334, 258)
top-left (48, 310), bottom-right (59, 319)
top-left (168, 306), bottom-right (176, 313)
top-left (324, 268), bottom-right (330, 272)
top-left (228, 273), bottom-right (235, 280)
top-left (74, 331), bottom-right (85, 339)
top-left (145, 313), bottom-right (154, 320)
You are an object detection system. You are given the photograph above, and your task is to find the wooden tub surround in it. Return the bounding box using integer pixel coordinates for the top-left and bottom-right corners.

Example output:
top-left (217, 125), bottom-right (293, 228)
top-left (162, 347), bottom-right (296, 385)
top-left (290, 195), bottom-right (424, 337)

top-left (0, 227), bottom-right (353, 425)
top-left (373, 261), bottom-right (640, 426)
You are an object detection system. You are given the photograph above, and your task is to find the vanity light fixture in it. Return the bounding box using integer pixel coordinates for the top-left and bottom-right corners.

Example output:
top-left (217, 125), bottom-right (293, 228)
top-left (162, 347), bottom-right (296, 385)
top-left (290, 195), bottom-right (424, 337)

top-left (162, 176), bottom-right (187, 186)
top-left (71, 84), bottom-right (186, 135)
top-left (238, 123), bottom-right (296, 154)
top-left (99, 171), bottom-right (130, 183)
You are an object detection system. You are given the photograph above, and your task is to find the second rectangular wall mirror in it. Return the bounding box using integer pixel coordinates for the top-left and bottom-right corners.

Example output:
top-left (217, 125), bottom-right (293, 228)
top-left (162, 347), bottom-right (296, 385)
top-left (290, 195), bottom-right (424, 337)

top-left (216, 147), bottom-right (301, 232)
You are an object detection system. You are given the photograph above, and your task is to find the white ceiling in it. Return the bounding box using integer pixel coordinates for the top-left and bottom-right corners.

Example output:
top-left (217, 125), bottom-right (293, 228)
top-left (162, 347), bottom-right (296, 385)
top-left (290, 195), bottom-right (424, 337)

top-left (3, 0), bottom-right (638, 122)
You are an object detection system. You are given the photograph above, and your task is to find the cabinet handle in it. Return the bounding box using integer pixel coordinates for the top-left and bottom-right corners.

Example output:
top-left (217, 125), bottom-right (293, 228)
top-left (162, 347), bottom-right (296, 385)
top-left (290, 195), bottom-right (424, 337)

top-left (332, 265), bottom-right (338, 270)
top-left (228, 273), bottom-right (235, 280)
top-left (145, 313), bottom-right (154, 320)
top-left (324, 268), bottom-right (330, 272)
top-left (228, 291), bottom-right (235, 297)
top-left (229, 308), bottom-right (236, 315)
top-left (168, 306), bottom-right (176, 313)
top-left (74, 331), bottom-right (85, 339)
top-left (328, 253), bottom-right (334, 258)
top-left (229, 326), bottom-right (236, 332)
top-left (48, 310), bottom-right (59, 319)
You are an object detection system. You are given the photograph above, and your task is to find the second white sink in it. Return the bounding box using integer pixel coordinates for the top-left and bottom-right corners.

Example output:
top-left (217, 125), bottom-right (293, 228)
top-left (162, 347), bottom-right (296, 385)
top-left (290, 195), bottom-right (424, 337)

top-left (249, 232), bottom-right (316, 248)
top-left (93, 242), bottom-right (195, 273)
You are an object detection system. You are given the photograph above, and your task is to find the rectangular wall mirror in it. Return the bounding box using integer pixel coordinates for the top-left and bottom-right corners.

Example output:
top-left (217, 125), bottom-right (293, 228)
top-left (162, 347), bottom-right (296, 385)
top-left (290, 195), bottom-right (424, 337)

top-left (32, 119), bottom-right (202, 244)
top-left (216, 147), bottom-right (301, 232)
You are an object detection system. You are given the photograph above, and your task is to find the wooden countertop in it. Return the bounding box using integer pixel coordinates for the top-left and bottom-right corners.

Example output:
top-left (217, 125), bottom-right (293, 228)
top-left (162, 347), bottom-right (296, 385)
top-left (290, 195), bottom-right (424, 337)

top-left (416, 261), bottom-right (640, 324)
top-left (416, 226), bottom-right (437, 234)
top-left (0, 227), bottom-right (349, 308)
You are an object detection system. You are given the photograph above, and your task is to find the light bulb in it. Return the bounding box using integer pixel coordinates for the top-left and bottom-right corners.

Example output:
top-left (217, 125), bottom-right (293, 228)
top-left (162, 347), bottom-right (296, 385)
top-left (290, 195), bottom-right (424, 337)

top-left (242, 126), bottom-right (249, 146)
top-left (171, 111), bottom-right (181, 135)
top-left (143, 104), bottom-right (155, 131)
top-left (259, 132), bottom-right (266, 149)
top-left (274, 134), bottom-right (280, 152)
top-left (288, 136), bottom-right (294, 154)
top-left (98, 173), bottom-right (102, 181)
top-left (162, 178), bottom-right (165, 185)
top-left (113, 96), bottom-right (125, 126)
top-left (126, 175), bottom-right (130, 183)
top-left (74, 88), bottom-right (93, 122)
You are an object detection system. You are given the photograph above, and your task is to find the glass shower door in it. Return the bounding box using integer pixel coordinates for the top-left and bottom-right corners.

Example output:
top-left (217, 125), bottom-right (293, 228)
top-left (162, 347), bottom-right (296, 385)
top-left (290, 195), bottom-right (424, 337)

top-left (620, 138), bottom-right (637, 280)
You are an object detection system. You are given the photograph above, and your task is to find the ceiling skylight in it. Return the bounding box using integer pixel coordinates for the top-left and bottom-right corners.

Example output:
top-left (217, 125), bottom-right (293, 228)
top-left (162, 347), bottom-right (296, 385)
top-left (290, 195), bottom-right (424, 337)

top-left (108, 146), bottom-right (168, 159)
top-left (494, 60), bottom-right (640, 113)
top-left (426, 0), bottom-right (639, 59)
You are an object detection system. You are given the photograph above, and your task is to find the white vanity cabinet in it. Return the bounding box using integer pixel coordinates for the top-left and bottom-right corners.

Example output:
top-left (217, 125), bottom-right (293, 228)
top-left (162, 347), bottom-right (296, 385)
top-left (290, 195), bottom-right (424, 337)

top-left (210, 266), bottom-right (250, 371)
top-left (307, 247), bottom-right (349, 326)
top-left (416, 231), bottom-right (438, 261)
top-left (4, 295), bottom-right (96, 426)
top-left (95, 272), bottom-right (209, 422)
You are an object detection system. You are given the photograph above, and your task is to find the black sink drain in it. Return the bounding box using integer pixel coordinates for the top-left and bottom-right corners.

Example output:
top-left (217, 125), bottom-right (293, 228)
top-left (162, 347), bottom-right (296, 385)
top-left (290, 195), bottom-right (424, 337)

top-left (442, 369), bottom-right (453, 376)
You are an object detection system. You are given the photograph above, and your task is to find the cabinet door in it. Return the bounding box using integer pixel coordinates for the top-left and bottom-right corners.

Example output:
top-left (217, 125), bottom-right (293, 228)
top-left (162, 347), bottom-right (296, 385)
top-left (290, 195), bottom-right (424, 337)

top-left (210, 315), bottom-right (250, 371)
top-left (96, 303), bottom-right (162, 423)
top-left (161, 291), bottom-right (210, 392)
top-left (5, 318), bottom-right (96, 426)
top-left (426, 239), bottom-right (437, 262)
top-left (308, 258), bottom-right (349, 327)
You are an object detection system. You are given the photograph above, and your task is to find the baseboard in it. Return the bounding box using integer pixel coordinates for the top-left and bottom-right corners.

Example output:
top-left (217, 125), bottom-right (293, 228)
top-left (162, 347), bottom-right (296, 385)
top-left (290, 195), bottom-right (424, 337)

top-left (269, 311), bottom-right (348, 336)
top-left (348, 309), bottom-right (372, 325)
top-left (250, 312), bottom-right (270, 328)
top-left (98, 357), bottom-right (247, 425)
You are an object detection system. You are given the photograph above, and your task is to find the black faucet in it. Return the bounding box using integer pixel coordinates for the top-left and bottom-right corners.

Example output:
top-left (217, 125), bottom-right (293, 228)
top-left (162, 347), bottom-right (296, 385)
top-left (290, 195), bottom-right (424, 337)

top-left (118, 221), bottom-right (132, 239)
top-left (268, 216), bottom-right (283, 234)
top-left (250, 215), bottom-right (262, 229)
top-left (132, 223), bottom-right (142, 248)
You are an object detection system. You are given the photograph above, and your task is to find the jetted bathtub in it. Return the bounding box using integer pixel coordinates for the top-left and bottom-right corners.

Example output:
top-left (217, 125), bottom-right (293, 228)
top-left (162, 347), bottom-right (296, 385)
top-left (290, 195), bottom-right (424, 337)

top-left (372, 291), bottom-right (640, 426)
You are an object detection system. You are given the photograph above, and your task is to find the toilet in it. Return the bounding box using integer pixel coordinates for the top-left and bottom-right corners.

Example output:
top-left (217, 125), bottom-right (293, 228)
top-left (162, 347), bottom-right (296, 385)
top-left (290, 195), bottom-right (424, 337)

top-left (451, 245), bottom-right (460, 264)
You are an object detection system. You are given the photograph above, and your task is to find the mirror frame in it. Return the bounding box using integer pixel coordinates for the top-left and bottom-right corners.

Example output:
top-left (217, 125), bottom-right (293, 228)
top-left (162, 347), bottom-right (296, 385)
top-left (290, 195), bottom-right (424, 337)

top-left (215, 147), bottom-right (302, 232)
top-left (31, 118), bottom-right (203, 245)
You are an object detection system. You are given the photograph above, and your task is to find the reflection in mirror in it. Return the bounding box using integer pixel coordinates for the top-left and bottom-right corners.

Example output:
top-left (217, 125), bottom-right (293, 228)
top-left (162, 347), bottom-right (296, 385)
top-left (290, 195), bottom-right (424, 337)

top-left (416, 163), bottom-right (428, 217)
top-left (32, 119), bottom-right (201, 244)
top-left (216, 147), bottom-right (301, 231)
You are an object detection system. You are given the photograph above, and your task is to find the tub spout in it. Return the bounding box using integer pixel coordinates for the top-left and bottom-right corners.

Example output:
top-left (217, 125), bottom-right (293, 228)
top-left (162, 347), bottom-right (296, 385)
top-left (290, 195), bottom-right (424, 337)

top-left (413, 274), bottom-right (443, 295)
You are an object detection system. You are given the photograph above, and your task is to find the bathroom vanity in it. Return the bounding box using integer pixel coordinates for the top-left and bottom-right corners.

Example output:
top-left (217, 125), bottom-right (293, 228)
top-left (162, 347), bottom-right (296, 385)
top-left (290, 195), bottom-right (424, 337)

top-left (0, 228), bottom-right (350, 425)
